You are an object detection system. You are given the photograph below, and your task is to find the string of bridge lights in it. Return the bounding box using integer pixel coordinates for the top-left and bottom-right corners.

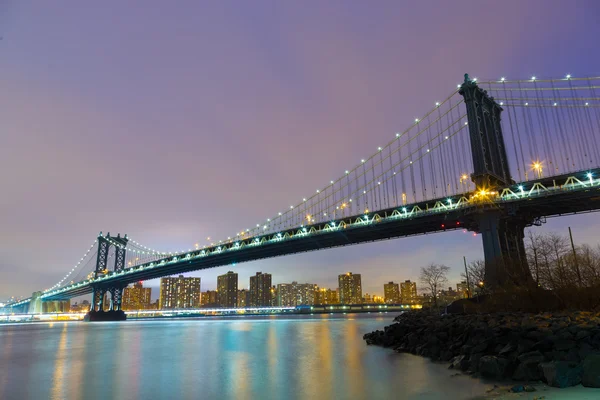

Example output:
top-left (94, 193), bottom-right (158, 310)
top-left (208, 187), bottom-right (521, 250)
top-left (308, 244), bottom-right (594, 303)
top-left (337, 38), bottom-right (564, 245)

top-left (75, 74), bottom-right (593, 263)
top-left (45, 74), bottom-right (600, 291)
top-left (199, 73), bottom-right (595, 251)
top-left (44, 239), bottom-right (98, 293)
top-left (210, 88), bottom-right (467, 248)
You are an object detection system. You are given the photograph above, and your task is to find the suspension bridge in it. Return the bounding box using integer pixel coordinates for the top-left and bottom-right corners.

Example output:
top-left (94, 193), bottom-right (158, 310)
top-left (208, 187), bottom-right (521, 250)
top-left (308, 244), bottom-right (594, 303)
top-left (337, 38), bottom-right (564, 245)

top-left (3, 74), bottom-right (600, 320)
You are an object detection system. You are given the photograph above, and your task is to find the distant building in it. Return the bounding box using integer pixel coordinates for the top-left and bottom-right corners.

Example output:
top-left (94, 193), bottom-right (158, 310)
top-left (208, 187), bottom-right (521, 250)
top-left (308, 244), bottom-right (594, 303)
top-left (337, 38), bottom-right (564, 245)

top-left (270, 286), bottom-right (278, 307)
top-left (363, 293), bottom-right (373, 304)
top-left (201, 290), bottom-right (219, 306)
top-left (237, 289), bottom-right (249, 308)
top-left (159, 275), bottom-right (201, 309)
top-left (315, 287), bottom-right (339, 305)
top-left (338, 272), bottom-right (362, 304)
top-left (277, 282), bottom-right (316, 307)
top-left (456, 281), bottom-right (469, 298)
top-left (384, 281), bottom-right (400, 303)
top-left (372, 295), bottom-right (385, 304)
top-left (249, 272), bottom-right (272, 307)
top-left (400, 280), bottom-right (418, 304)
top-left (438, 287), bottom-right (462, 305)
top-left (122, 282), bottom-right (152, 311)
top-left (217, 271), bottom-right (238, 307)
top-left (71, 299), bottom-right (91, 312)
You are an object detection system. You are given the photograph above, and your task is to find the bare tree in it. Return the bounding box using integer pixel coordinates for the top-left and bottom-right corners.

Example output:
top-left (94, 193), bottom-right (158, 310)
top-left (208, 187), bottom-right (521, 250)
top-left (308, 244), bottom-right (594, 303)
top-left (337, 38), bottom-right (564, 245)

top-left (461, 260), bottom-right (486, 295)
top-left (419, 264), bottom-right (450, 307)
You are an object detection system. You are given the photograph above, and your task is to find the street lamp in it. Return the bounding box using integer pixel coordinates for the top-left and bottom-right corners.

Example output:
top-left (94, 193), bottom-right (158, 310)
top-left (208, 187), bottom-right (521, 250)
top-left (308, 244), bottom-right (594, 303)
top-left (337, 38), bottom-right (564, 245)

top-left (532, 162), bottom-right (543, 178)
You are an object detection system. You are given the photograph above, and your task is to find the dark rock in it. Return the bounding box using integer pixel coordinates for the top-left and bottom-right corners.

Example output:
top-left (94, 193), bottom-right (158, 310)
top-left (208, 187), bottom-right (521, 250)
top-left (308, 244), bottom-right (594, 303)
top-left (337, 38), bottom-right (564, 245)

top-left (472, 340), bottom-right (490, 354)
top-left (510, 385), bottom-right (524, 393)
top-left (461, 345), bottom-right (473, 355)
top-left (582, 354), bottom-right (600, 387)
top-left (518, 351), bottom-right (544, 364)
top-left (557, 330), bottom-right (574, 340)
top-left (499, 343), bottom-right (516, 355)
top-left (439, 350), bottom-right (453, 362)
top-left (555, 339), bottom-right (576, 351)
top-left (526, 330), bottom-right (546, 341)
top-left (576, 330), bottom-right (591, 341)
top-left (479, 356), bottom-right (509, 379)
top-left (566, 348), bottom-right (581, 363)
top-left (517, 339), bottom-right (536, 354)
top-left (513, 361), bottom-right (543, 381)
top-left (523, 385), bottom-right (536, 392)
top-left (470, 353), bottom-right (484, 373)
top-left (579, 342), bottom-right (593, 361)
top-left (540, 361), bottom-right (582, 388)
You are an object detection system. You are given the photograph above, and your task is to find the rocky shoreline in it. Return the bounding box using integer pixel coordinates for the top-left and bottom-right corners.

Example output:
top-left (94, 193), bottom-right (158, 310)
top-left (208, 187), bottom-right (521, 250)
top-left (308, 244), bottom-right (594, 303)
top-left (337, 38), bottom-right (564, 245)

top-left (364, 311), bottom-right (600, 389)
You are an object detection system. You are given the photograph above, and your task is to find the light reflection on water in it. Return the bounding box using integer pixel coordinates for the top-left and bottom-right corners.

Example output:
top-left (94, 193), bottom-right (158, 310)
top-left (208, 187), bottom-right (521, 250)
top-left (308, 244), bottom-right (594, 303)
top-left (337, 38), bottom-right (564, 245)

top-left (0, 314), bottom-right (491, 399)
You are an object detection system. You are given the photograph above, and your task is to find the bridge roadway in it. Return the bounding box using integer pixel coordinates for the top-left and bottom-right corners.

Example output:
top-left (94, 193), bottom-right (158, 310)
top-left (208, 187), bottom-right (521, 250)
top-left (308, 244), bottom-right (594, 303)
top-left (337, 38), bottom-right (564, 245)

top-left (30, 167), bottom-right (600, 303)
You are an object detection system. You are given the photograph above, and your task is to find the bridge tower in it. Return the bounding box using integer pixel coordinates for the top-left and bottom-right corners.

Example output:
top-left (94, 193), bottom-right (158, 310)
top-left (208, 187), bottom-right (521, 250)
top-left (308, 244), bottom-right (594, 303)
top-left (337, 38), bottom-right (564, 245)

top-left (87, 232), bottom-right (128, 321)
top-left (459, 74), bottom-right (533, 287)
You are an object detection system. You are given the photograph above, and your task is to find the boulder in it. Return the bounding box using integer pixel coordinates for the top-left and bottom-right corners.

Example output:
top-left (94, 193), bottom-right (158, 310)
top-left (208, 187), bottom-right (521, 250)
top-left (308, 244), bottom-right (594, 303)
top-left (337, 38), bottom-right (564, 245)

top-left (540, 361), bottom-right (582, 388)
top-left (449, 355), bottom-right (469, 371)
top-left (479, 356), bottom-right (509, 379)
top-left (513, 362), bottom-right (542, 381)
top-left (582, 354), bottom-right (600, 388)
top-left (576, 329), bottom-right (591, 341)
top-left (554, 339), bottom-right (577, 351)
top-left (469, 353), bottom-right (484, 373)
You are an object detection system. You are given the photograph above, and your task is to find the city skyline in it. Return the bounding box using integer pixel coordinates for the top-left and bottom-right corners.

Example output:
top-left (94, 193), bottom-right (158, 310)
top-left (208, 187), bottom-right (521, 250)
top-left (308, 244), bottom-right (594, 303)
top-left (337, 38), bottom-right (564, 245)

top-left (2, 2), bottom-right (600, 299)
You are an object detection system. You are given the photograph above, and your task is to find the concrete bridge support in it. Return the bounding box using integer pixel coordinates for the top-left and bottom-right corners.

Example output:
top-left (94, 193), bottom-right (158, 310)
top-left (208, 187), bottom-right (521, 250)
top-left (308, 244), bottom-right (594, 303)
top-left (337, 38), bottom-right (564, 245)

top-left (476, 212), bottom-right (533, 287)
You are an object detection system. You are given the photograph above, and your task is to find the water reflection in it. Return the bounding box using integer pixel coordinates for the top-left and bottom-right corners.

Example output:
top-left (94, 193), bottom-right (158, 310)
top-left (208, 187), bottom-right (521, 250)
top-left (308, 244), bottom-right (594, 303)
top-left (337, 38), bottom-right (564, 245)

top-left (0, 314), bottom-right (492, 400)
top-left (51, 324), bottom-right (68, 400)
top-left (0, 327), bottom-right (14, 398)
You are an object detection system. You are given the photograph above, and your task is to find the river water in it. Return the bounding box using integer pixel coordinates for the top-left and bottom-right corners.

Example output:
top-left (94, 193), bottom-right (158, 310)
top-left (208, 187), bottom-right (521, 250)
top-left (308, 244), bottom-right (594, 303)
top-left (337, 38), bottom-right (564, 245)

top-left (0, 313), bottom-right (493, 400)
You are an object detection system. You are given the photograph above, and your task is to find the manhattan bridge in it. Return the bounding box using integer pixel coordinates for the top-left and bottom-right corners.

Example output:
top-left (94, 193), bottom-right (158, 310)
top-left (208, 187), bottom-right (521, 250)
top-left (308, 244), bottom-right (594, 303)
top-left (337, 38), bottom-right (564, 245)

top-left (3, 74), bottom-right (600, 320)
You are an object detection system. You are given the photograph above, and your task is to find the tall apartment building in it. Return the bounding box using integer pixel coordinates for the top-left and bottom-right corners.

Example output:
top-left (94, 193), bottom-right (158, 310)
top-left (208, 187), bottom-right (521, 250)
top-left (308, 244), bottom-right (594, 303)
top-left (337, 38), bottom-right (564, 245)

top-left (122, 282), bottom-right (152, 311)
top-left (201, 290), bottom-right (219, 306)
top-left (249, 272), bottom-right (272, 307)
top-left (159, 275), bottom-right (201, 309)
top-left (338, 272), bottom-right (362, 304)
top-left (217, 271), bottom-right (238, 307)
top-left (383, 281), bottom-right (400, 303)
top-left (400, 280), bottom-right (418, 304)
top-left (276, 282), bottom-right (317, 307)
top-left (237, 289), bottom-right (249, 308)
top-left (315, 287), bottom-right (339, 305)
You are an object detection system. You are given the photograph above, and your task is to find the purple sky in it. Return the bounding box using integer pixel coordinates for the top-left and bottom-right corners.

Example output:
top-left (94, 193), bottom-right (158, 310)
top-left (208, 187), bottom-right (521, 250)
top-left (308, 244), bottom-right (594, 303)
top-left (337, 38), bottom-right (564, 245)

top-left (1, 1), bottom-right (600, 300)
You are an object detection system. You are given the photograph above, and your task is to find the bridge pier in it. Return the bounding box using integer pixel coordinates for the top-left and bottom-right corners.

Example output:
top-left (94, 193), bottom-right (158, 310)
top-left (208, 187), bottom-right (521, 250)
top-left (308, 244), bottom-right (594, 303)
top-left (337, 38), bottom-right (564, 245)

top-left (476, 212), bottom-right (533, 287)
top-left (84, 232), bottom-right (128, 322)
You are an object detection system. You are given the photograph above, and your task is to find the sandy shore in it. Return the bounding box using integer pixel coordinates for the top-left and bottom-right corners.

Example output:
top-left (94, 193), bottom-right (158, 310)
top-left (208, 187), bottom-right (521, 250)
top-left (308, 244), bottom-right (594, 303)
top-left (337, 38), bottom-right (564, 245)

top-left (473, 382), bottom-right (600, 399)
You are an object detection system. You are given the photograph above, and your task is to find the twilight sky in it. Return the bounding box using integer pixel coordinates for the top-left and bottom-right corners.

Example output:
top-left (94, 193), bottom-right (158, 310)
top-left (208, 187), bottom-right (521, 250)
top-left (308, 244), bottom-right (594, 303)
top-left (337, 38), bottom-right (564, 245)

top-left (1, 1), bottom-right (600, 300)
